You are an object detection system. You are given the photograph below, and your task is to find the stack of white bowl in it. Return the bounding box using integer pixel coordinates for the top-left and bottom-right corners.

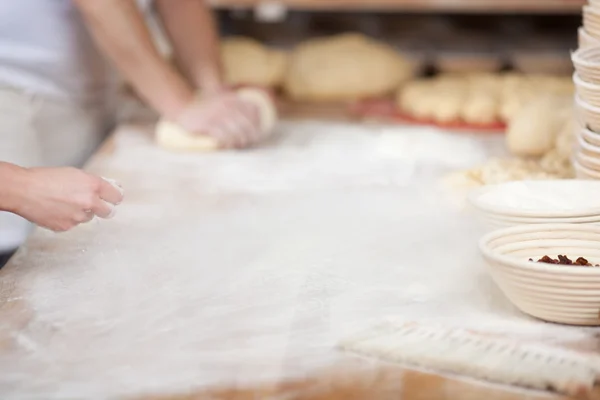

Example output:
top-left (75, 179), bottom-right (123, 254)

top-left (468, 180), bottom-right (600, 229)
top-left (479, 223), bottom-right (600, 326)
top-left (573, 3), bottom-right (600, 178)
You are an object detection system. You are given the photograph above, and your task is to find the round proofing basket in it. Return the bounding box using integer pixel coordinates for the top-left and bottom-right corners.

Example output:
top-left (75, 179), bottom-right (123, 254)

top-left (575, 149), bottom-right (600, 171)
top-left (574, 159), bottom-right (600, 179)
top-left (577, 133), bottom-right (600, 157)
top-left (580, 27), bottom-right (600, 49)
top-left (479, 223), bottom-right (600, 325)
top-left (581, 125), bottom-right (600, 146)
top-left (575, 95), bottom-right (600, 132)
top-left (584, 6), bottom-right (600, 39)
top-left (572, 46), bottom-right (600, 85)
top-left (574, 72), bottom-right (600, 104)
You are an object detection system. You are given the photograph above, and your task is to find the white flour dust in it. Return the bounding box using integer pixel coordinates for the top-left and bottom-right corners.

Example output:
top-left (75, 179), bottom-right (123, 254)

top-left (0, 121), bottom-right (592, 399)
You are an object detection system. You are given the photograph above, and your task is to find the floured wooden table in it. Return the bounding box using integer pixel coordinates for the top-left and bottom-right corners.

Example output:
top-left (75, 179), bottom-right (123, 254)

top-left (0, 118), bottom-right (598, 399)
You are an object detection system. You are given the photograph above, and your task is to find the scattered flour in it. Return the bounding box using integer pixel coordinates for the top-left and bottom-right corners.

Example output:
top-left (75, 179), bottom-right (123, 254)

top-left (0, 121), bottom-right (593, 399)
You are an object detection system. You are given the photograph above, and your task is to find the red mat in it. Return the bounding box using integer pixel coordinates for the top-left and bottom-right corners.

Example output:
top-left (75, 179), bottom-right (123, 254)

top-left (349, 99), bottom-right (506, 133)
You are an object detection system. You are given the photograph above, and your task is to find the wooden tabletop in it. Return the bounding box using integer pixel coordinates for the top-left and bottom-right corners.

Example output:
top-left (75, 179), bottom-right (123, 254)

top-left (0, 115), bottom-right (596, 400)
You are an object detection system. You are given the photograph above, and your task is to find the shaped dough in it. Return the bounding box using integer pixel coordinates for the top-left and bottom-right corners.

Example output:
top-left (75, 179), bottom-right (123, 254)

top-left (221, 37), bottom-right (289, 88)
top-left (505, 95), bottom-right (572, 157)
top-left (284, 33), bottom-right (414, 102)
top-left (155, 89), bottom-right (277, 152)
top-left (461, 92), bottom-right (498, 125)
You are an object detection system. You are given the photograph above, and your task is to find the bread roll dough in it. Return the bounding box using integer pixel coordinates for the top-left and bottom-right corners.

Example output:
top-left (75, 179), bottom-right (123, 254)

top-left (505, 94), bottom-right (572, 157)
top-left (461, 93), bottom-right (498, 125)
top-left (221, 37), bottom-right (289, 88)
top-left (155, 88), bottom-right (277, 152)
top-left (284, 33), bottom-right (414, 102)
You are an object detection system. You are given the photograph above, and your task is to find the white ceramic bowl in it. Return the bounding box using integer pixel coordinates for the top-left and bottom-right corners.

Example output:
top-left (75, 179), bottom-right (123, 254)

top-left (574, 72), bottom-right (600, 104)
top-left (575, 96), bottom-right (600, 132)
top-left (572, 46), bottom-right (600, 85)
top-left (581, 125), bottom-right (600, 146)
top-left (479, 223), bottom-right (600, 325)
top-left (468, 180), bottom-right (600, 218)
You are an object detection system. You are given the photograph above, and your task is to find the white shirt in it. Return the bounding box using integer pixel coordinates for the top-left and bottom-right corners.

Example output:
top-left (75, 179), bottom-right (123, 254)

top-left (0, 0), bottom-right (153, 107)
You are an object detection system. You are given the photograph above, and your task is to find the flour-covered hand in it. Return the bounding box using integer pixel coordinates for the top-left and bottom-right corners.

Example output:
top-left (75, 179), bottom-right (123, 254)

top-left (174, 91), bottom-right (261, 149)
top-left (6, 166), bottom-right (124, 232)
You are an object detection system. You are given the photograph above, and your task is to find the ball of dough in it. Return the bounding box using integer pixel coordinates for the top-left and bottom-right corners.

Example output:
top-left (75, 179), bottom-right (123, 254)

top-left (221, 37), bottom-right (289, 88)
top-left (505, 95), bottom-right (572, 157)
top-left (284, 33), bottom-right (414, 102)
top-left (155, 89), bottom-right (277, 152)
top-left (461, 93), bottom-right (498, 125)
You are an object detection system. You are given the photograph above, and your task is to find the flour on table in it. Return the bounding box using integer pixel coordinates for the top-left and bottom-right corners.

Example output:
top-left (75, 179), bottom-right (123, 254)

top-left (0, 120), bottom-right (594, 400)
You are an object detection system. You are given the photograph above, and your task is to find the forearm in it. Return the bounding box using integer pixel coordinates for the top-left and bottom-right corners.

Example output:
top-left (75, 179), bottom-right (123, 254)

top-left (0, 162), bottom-right (28, 214)
top-left (156, 0), bottom-right (224, 94)
top-left (73, 0), bottom-right (194, 119)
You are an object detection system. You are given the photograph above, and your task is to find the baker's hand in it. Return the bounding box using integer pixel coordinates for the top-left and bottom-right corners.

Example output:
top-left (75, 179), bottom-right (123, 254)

top-left (174, 91), bottom-right (261, 149)
top-left (12, 167), bottom-right (124, 232)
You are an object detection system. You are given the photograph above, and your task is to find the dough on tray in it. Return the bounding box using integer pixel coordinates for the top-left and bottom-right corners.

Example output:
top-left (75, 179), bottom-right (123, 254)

top-left (221, 37), bottom-right (289, 88)
top-left (284, 33), bottom-right (414, 102)
top-left (155, 88), bottom-right (277, 152)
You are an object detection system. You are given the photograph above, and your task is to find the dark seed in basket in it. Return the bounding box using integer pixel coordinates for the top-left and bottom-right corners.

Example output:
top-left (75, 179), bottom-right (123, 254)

top-left (528, 255), bottom-right (600, 267)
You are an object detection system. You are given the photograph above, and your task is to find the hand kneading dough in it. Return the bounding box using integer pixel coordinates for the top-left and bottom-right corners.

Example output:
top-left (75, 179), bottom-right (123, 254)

top-left (221, 37), bottom-right (289, 88)
top-left (155, 88), bottom-right (277, 152)
top-left (284, 33), bottom-right (414, 102)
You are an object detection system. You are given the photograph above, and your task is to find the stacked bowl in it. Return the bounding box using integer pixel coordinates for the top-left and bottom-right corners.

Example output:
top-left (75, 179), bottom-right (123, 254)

top-left (472, 179), bottom-right (600, 325)
top-left (573, 4), bottom-right (600, 178)
top-left (468, 180), bottom-right (600, 229)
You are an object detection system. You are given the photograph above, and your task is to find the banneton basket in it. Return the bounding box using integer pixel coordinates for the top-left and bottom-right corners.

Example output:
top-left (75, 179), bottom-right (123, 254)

top-left (579, 27), bottom-right (600, 49)
top-left (575, 149), bottom-right (600, 171)
top-left (574, 72), bottom-right (600, 104)
top-left (572, 46), bottom-right (600, 84)
top-left (479, 223), bottom-right (600, 325)
top-left (574, 160), bottom-right (600, 179)
top-left (577, 133), bottom-right (600, 157)
top-left (591, 0), bottom-right (600, 8)
top-left (583, 6), bottom-right (600, 39)
top-left (575, 95), bottom-right (600, 132)
top-left (581, 125), bottom-right (600, 147)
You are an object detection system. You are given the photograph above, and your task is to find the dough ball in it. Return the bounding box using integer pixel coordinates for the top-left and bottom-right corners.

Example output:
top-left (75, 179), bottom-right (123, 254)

top-left (539, 149), bottom-right (574, 178)
top-left (155, 89), bottom-right (277, 152)
top-left (430, 92), bottom-right (464, 123)
top-left (505, 95), bottom-right (572, 157)
top-left (396, 79), bottom-right (432, 116)
top-left (221, 37), bottom-right (289, 88)
top-left (461, 93), bottom-right (498, 125)
top-left (284, 33), bottom-right (414, 102)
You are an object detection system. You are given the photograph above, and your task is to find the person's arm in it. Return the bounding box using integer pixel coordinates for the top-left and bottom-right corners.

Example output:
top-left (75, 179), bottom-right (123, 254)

top-left (0, 162), bottom-right (27, 214)
top-left (154, 0), bottom-right (224, 94)
top-left (0, 162), bottom-right (123, 232)
top-left (72, 0), bottom-right (195, 120)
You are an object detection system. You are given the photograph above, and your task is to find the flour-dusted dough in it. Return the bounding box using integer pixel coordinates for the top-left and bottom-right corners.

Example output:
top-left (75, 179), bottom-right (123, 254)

top-left (221, 37), bottom-right (289, 88)
top-left (461, 92), bottom-right (498, 125)
top-left (155, 88), bottom-right (277, 152)
top-left (505, 95), bottom-right (573, 157)
top-left (284, 33), bottom-right (414, 102)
